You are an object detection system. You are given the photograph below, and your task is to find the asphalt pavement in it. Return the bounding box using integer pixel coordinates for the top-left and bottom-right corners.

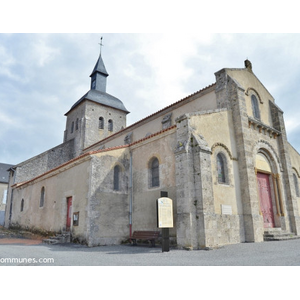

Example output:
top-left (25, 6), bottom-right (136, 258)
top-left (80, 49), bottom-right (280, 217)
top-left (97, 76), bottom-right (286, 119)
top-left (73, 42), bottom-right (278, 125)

top-left (1, 237), bottom-right (300, 266)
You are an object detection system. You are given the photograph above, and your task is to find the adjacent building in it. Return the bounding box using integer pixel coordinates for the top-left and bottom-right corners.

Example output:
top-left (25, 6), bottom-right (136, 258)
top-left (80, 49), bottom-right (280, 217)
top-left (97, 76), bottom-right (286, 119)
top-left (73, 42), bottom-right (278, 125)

top-left (0, 163), bottom-right (13, 226)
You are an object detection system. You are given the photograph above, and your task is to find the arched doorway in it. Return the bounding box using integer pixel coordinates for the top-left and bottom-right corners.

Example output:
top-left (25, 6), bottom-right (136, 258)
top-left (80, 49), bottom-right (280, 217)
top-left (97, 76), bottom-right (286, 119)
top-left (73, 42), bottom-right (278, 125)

top-left (255, 152), bottom-right (277, 228)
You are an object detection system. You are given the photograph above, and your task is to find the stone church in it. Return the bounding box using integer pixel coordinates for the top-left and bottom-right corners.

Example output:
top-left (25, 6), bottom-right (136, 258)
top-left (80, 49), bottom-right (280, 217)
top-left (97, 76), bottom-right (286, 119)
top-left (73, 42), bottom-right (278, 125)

top-left (4, 51), bottom-right (300, 249)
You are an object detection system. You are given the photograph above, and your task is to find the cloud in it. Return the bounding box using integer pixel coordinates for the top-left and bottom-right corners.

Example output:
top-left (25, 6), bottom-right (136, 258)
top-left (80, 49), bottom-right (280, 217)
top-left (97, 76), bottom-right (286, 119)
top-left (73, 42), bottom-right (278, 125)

top-left (2, 33), bottom-right (300, 165)
top-left (0, 45), bottom-right (18, 80)
top-left (32, 37), bottom-right (61, 67)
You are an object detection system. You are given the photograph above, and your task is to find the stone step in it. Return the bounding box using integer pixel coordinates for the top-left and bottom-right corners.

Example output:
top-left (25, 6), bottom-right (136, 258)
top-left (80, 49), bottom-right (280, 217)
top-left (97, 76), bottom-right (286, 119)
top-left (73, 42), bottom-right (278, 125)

top-left (42, 238), bottom-right (59, 245)
top-left (264, 232), bottom-right (292, 237)
top-left (42, 232), bottom-right (71, 244)
top-left (263, 229), bottom-right (300, 241)
top-left (264, 235), bottom-right (300, 241)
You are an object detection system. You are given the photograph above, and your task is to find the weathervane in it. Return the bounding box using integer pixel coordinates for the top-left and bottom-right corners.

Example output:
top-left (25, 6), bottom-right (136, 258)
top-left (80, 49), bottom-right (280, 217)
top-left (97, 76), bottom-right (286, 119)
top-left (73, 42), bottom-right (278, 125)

top-left (99, 36), bottom-right (104, 56)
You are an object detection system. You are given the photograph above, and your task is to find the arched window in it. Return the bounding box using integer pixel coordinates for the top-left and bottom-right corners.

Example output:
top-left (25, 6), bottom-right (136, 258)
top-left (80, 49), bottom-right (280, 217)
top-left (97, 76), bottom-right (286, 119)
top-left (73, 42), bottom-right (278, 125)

top-left (114, 165), bottom-right (120, 191)
top-left (99, 117), bottom-right (104, 129)
top-left (108, 119), bottom-right (113, 132)
top-left (71, 121), bottom-right (74, 133)
top-left (150, 157), bottom-right (160, 187)
top-left (40, 187), bottom-right (45, 207)
top-left (20, 199), bottom-right (24, 212)
top-left (217, 153), bottom-right (227, 184)
top-left (293, 174), bottom-right (300, 197)
top-left (251, 95), bottom-right (260, 120)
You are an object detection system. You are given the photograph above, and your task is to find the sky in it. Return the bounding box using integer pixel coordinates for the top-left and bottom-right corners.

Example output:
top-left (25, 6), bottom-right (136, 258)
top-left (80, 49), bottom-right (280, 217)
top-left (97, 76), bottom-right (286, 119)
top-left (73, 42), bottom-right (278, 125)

top-left (2, 32), bottom-right (300, 165)
top-left (1, 1), bottom-right (300, 168)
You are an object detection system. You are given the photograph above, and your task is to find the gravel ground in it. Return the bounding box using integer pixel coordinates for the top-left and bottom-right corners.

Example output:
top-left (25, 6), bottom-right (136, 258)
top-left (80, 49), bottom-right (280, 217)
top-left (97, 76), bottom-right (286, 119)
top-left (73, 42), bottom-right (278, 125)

top-left (0, 225), bottom-right (47, 240)
top-left (1, 233), bottom-right (300, 266)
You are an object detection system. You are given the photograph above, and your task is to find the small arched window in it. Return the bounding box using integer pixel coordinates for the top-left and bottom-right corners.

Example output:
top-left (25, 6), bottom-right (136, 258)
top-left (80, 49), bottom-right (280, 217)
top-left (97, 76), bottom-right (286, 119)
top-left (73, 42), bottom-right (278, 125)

top-left (99, 117), bottom-right (104, 129)
top-left (21, 199), bottom-right (24, 212)
top-left (114, 165), bottom-right (120, 191)
top-left (293, 173), bottom-right (300, 197)
top-left (217, 153), bottom-right (227, 184)
top-left (40, 187), bottom-right (45, 207)
top-left (150, 157), bottom-right (159, 187)
top-left (108, 119), bottom-right (113, 132)
top-left (71, 121), bottom-right (74, 133)
top-left (251, 95), bottom-right (260, 120)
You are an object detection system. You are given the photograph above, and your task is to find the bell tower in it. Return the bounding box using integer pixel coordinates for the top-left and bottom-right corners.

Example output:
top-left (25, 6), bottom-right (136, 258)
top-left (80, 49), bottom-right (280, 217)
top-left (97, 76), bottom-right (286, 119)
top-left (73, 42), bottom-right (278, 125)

top-left (90, 46), bottom-right (109, 92)
top-left (63, 40), bottom-right (130, 157)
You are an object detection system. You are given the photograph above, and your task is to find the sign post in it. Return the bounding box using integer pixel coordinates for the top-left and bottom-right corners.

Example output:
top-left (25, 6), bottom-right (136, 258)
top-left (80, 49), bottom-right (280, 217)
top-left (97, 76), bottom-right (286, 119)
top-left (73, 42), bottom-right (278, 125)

top-left (157, 191), bottom-right (173, 252)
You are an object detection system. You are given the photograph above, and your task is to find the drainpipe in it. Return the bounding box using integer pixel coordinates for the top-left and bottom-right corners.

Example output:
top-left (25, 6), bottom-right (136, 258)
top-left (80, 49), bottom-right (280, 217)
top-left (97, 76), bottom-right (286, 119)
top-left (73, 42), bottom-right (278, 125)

top-left (129, 150), bottom-right (133, 239)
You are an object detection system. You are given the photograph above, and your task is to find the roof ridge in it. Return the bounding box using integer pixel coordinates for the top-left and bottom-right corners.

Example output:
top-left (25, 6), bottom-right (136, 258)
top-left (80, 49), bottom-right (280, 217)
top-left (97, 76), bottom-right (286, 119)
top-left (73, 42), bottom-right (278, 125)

top-left (129, 125), bottom-right (176, 147)
top-left (83, 82), bottom-right (216, 151)
top-left (127, 83), bottom-right (216, 128)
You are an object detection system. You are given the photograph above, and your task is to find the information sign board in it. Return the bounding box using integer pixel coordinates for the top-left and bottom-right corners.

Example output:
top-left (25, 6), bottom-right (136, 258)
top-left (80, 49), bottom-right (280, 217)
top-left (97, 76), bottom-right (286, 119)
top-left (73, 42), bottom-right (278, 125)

top-left (157, 197), bottom-right (173, 228)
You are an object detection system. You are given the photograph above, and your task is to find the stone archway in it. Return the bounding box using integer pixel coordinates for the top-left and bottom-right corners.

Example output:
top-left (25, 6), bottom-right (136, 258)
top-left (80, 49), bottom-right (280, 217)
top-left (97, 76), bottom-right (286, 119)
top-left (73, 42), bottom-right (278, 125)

top-left (255, 151), bottom-right (283, 229)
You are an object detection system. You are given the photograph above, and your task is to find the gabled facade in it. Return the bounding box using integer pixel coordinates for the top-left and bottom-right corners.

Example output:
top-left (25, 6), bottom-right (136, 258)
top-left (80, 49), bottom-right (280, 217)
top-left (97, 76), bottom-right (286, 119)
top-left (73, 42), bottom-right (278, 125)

top-left (5, 54), bottom-right (300, 249)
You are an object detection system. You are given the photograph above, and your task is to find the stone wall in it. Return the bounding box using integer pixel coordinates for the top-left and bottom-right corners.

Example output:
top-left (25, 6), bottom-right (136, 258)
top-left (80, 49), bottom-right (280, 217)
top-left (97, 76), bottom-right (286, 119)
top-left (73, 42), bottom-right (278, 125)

top-left (216, 69), bottom-right (265, 242)
top-left (130, 129), bottom-right (177, 236)
top-left (87, 149), bottom-right (130, 246)
top-left (14, 139), bottom-right (75, 184)
top-left (64, 100), bottom-right (127, 156)
top-left (288, 143), bottom-right (300, 213)
top-left (174, 112), bottom-right (247, 249)
top-left (9, 156), bottom-right (91, 241)
top-left (270, 100), bottom-right (300, 234)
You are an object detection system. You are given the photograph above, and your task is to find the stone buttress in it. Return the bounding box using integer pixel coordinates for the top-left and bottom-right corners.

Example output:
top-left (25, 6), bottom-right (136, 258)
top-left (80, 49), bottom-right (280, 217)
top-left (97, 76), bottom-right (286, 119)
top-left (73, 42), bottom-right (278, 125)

top-left (174, 114), bottom-right (215, 249)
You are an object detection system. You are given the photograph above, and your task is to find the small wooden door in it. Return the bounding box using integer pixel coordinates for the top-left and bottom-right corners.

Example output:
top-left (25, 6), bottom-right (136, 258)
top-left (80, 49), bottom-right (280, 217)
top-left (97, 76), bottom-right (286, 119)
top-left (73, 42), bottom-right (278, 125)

top-left (257, 173), bottom-right (275, 228)
top-left (66, 197), bottom-right (72, 231)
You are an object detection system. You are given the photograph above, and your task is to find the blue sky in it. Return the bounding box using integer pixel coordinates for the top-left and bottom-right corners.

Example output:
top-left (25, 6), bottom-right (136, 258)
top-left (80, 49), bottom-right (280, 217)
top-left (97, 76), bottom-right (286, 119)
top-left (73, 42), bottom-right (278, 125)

top-left (2, 32), bottom-right (300, 165)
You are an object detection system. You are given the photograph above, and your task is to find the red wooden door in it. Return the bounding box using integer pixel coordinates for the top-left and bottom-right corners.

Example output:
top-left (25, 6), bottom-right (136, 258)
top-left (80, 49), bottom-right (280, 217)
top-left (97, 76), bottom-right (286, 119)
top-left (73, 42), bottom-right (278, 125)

top-left (66, 197), bottom-right (72, 231)
top-left (257, 173), bottom-right (275, 228)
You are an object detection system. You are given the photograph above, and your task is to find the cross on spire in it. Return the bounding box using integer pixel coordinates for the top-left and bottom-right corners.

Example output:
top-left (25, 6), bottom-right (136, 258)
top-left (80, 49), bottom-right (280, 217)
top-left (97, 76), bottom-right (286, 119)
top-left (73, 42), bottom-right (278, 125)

top-left (99, 37), bottom-right (104, 56)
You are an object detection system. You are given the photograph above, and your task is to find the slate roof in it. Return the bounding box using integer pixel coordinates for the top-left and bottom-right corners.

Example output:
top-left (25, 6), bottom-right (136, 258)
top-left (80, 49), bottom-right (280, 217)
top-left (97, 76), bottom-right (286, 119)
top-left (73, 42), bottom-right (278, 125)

top-left (65, 89), bottom-right (130, 115)
top-left (0, 163), bottom-right (14, 184)
top-left (90, 54), bottom-right (108, 77)
top-left (65, 53), bottom-right (129, 115)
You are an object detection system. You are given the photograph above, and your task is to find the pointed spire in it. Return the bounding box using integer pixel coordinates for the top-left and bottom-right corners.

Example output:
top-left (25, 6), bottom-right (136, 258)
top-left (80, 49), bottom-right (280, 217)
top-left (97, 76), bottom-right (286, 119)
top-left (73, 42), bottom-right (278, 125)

top-left (90, 54), bottom-right (109, 78)
top-left (90, 38), bottom-right (109, 92)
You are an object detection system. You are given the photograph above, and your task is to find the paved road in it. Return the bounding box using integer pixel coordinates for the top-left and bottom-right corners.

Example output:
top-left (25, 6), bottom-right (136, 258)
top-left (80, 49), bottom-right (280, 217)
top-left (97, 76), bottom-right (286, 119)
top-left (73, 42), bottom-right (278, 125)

top-left (1, 237), bottom-right (300, 266)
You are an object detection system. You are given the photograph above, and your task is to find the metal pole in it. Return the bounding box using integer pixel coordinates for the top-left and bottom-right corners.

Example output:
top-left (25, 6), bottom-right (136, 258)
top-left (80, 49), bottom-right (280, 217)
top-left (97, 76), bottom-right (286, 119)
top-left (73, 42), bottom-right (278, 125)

top-left (129, 151), bottom-right (133, 239)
